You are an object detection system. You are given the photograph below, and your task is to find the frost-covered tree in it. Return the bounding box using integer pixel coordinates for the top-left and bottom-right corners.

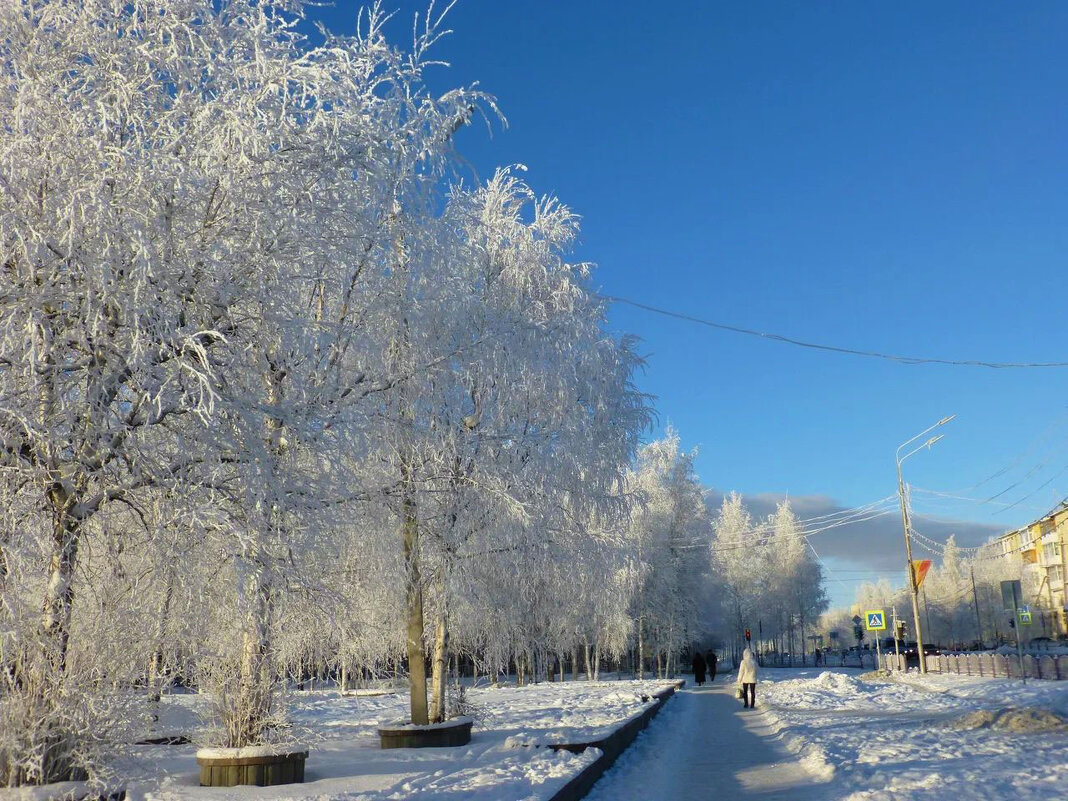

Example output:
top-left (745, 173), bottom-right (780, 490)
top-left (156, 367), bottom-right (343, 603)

top-left (708, 495), bottom-right (827, 664)
top-left (711, 493), bottom-right (761, 661)
top-left (360, 170), bottom-right (648, 723)
top-left (764, 500), bottom-right (827, 662)
top-left (0, 0), bottom-right (488, 778)
top-left (625, 433), bottom-right (709, 678)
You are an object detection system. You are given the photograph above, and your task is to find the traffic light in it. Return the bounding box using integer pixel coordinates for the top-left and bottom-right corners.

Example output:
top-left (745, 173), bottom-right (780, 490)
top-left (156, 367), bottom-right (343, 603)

top-left (745, 628), bottom-right (751, 643)
top-left (895, 620), bottom-right (906, 640)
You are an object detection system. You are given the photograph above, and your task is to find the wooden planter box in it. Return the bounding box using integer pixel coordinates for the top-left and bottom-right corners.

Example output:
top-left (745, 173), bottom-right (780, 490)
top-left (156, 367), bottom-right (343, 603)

top-left (196, 746), bottom-right (308, 787)
top-left (378, 717), bottom-right (473, 749)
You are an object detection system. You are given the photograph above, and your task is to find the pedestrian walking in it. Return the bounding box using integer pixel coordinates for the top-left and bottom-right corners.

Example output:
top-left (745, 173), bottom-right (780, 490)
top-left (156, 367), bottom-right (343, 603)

top-left (706, 649), bottom-right (717, 682)
top-left (692, 650), bottom-right (707, 686)
top-left (736, 647), bottom-right (758, 708)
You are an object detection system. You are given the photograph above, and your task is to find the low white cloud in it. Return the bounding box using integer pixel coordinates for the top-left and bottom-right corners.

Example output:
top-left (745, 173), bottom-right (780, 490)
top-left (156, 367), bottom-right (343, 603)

top-left (705, 489), bottom-right (1002, 571)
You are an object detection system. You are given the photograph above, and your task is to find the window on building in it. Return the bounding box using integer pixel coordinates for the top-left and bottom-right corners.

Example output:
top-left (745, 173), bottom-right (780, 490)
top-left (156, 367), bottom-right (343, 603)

top-left (1051, 565), bottom-right (1064, 584)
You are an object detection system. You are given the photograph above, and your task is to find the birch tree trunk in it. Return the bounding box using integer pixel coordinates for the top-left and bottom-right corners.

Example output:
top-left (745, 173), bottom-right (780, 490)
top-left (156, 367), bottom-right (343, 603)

top-left (637, 616), bottom-right (645, 680)
top-left (428, 601), bottom-right (449, 723)
top-left (234, 562), bottom-right (274, 747)
top-left (40, 486), bottom-right (81, 680)
top-left (148, 565), bottom-right (176, 703)
top-left (401, 473), bottom-right (429, 724)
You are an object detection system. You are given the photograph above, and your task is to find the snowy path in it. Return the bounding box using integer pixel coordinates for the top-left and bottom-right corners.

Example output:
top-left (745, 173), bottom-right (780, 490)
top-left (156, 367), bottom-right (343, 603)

top-left (585, 680), bottom-right (829, 800)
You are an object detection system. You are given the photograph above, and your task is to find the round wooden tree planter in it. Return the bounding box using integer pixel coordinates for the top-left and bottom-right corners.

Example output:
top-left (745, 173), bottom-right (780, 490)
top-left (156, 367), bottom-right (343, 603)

top-left (378, 717), bottom-right (473, 749)
top-left (196, 746), bottom-right (308, 787)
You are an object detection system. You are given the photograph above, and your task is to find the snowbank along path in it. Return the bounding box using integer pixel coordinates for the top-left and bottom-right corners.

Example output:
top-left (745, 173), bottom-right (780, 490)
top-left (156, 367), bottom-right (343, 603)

top-left (585, 680), bottom-right (830, 800)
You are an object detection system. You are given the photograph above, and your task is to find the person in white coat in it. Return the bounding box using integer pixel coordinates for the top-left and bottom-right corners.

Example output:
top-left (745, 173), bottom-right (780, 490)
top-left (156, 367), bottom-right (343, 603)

top-left (736, 647), bottom-right (759, 708)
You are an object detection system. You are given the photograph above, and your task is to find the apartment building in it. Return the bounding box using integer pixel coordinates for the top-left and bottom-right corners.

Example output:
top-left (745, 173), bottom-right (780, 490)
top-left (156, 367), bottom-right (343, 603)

top-left (995, 502), bottom-right (1068, 636)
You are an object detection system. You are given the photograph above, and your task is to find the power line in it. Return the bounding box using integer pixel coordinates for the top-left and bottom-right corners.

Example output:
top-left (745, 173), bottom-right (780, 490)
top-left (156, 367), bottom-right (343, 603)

top-left (933, 411), bottom-right (1068, 496)
top-left (600, 294), bottom-right (1068, 369)
top-left (707, 501), bottom-right (899, 552)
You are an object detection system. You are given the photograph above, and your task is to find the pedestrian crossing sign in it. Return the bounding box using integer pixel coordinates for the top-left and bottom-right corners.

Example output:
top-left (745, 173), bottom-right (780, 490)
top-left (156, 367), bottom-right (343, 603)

top-left (865, 610), bottom-right (886, 631)
top-left (1018, 609), bottom-right (1033, 626)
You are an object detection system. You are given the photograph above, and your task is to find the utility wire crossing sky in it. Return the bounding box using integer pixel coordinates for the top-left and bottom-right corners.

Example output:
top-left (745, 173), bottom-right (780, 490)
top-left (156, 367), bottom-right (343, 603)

top-left (600, 295), bottom-right (1068, 370)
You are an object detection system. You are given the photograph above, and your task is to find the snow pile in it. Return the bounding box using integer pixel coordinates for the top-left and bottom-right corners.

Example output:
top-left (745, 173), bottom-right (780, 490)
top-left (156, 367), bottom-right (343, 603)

top-left (949, 707), bottom-right (1066, 733)
top-left (760, 670), bottom-right (903, 712)
top-left (503, 734), bottom-right (539, 749)
top-left (757, 668), bottom-right (1068, 800)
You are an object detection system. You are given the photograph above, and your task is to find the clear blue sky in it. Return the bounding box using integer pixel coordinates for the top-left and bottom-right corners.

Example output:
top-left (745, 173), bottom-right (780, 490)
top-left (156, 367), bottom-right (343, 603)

top-left (307, 2), bottom-right (1068, 606)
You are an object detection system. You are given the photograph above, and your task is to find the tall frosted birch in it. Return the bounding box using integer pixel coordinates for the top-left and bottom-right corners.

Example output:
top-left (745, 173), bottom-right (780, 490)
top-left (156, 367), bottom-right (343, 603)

top-left (0, 0), bottom-right (488, 777)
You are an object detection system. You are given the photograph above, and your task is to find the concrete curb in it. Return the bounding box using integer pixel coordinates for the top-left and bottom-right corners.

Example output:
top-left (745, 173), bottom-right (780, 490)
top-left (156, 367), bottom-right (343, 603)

top-left (546, 679), bottom-right (685, 801)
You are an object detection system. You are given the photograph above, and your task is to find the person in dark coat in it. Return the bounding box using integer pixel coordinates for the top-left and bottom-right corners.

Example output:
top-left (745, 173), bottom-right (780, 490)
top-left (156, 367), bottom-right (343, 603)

top-left (706, 649), bottom-right (717, 682)
top-left (691, 651), bottom-right (707, 685)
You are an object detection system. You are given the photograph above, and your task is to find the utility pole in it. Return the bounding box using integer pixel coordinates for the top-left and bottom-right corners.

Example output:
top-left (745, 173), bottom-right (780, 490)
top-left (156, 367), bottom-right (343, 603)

top-left (896, 416), bottom-right (954, 674)
top-left (970, 567), bottom-right (983, 647)
top-left (892, 606), bottom-right (902, 668)
top-left (897, 474), bottom-right (928, 673)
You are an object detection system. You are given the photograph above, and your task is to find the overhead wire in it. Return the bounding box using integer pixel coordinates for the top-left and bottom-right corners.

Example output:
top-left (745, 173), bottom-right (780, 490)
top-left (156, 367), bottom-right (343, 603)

top-left (991, 464), bottom-right (1068, 516)
top-left (600, 294), bottom-right (1068, 369)
top-left (705, 500), bottom-right (900, 553)
top-left (930, 409), bottom-right (1068, 496)
top-left (711, 495), bottom-right (899, 541)
top-left (896, 411), bottom-right (1068, 520)
top-left (911, 488), bottom-right (1042, 511)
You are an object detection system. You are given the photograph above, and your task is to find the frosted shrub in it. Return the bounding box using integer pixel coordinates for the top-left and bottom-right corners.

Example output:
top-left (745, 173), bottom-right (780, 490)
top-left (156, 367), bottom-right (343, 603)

top-left (446, 683), bottom-right (486, 725)
top-left (197, 655), bottom-right (290, 750)
top-left (0, 645), bottom-right (103, 787)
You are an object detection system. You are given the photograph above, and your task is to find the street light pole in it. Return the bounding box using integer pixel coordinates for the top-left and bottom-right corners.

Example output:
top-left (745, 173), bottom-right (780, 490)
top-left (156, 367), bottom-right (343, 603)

top-left (896, 415), bottom-right (955, 674)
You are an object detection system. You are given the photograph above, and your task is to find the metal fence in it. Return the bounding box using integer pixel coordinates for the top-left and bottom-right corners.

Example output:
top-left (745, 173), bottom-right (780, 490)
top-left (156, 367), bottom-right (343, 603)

top-left (758, 652), bottom-right (879, 670)
top-left (880, 651), bottom-right (1068, 680)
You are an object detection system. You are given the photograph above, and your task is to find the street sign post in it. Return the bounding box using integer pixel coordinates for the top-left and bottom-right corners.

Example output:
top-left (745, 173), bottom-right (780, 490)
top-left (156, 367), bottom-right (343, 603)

top-left (865, 610), bottom-right (886, 671)
top-left (1000, 580), bottom-right (1027, 683)
top-left (892, 607), bottom-right (903, 667)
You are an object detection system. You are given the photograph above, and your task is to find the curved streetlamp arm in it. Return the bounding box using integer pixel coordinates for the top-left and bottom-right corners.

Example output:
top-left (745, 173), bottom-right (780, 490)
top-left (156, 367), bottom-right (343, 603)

top-left (896, 416), bottom-right (955, 466)
top-left (899, 434), bottom-right (945, 466)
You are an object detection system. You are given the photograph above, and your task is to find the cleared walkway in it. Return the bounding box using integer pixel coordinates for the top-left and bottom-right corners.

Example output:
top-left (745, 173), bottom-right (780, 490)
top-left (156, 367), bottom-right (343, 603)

top-left (585, 680), bottom-right (828, 800)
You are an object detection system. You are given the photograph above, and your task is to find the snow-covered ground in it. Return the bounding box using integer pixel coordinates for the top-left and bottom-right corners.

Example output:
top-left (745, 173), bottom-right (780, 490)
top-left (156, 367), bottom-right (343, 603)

top-left (27, 668), bottom-right (1066, 800)
top-left (111, 679), bottom-right (675, 801)
top-left (586, 667), bottom-right (1068, 801)
top-left (759, 667), bottom-right (1068, 800)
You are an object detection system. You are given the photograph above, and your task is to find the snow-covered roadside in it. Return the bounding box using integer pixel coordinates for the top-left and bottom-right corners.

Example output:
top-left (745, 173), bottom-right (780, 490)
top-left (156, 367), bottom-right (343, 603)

top-left (758, 667), bottom-right (1068, 800)
top-left (115, 680), bottom-right (674, 800)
